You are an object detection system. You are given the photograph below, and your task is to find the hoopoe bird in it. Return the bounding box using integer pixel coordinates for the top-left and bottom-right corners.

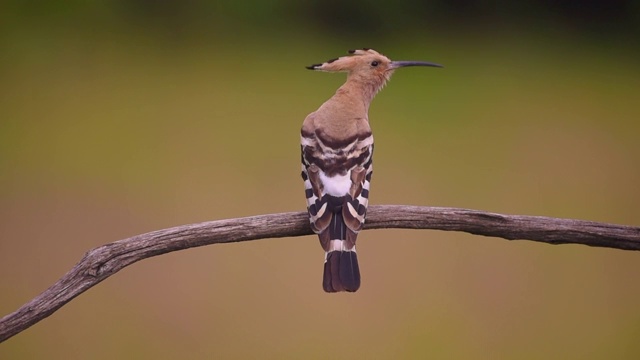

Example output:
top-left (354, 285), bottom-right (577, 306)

top-left (301, 48), bottom-right (442, 292)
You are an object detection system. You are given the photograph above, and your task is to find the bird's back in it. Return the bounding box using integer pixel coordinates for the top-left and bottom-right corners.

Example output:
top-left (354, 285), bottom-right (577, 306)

top-left (300, 87), bottom-right (374, 292)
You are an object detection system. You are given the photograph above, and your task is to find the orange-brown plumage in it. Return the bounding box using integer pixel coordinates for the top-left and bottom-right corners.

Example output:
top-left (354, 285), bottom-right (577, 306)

top-left (301, 49), bottom-right (442, 292)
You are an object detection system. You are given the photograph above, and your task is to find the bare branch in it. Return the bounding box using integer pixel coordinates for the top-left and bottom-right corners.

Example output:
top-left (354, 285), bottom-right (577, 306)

top-left (1, 205), bottom-right (639, 342)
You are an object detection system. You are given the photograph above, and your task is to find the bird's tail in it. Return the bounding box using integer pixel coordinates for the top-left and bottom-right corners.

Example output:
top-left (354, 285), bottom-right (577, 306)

top-left (321, 211), bottom-right (361, 292)
top-left (323, 248), bottom-right (360, 292)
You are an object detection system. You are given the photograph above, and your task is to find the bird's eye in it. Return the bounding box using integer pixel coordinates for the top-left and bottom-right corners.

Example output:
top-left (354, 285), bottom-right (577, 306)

top-left (371, 61), bottom-right (379, 67)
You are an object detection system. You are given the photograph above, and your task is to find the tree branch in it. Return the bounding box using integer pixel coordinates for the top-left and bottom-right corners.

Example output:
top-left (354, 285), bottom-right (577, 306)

top-left (1, 205), bottom-right (639, 342)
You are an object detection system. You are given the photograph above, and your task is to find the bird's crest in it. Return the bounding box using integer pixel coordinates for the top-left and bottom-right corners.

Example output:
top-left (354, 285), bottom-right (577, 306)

top-left (306, 48), bottom-right (392, 73)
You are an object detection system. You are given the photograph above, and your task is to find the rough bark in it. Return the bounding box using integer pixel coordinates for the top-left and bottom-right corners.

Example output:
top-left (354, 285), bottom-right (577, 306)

top-left (1, 205), bottom-right (639, 342)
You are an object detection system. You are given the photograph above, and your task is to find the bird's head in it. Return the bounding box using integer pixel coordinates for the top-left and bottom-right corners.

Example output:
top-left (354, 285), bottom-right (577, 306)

top-left (306, 48), bottom-right (442, 87)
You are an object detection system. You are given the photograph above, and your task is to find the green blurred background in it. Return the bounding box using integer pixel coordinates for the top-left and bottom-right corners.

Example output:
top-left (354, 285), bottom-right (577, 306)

top-left (1, 1), bottom-right (639, 358)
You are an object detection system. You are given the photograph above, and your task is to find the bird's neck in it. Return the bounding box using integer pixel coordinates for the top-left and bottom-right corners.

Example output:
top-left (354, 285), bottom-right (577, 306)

top-left (337, 75), bottom-right (389, 110)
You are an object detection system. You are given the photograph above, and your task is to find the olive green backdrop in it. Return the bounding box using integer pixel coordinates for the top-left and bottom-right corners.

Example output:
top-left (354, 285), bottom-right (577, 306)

top-left (1, 1), bottom-right (639, 359)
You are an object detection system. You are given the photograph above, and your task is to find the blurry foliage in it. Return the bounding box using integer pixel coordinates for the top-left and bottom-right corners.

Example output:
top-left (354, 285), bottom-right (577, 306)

top-left (2, 0), bottom-right (639, 38)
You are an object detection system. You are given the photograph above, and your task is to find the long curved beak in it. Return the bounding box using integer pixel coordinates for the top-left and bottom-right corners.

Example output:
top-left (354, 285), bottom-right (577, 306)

top-left (390, 60), bottom-right (443, 69)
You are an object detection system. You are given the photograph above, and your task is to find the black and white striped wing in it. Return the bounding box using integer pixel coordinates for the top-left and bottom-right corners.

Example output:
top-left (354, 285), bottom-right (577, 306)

top-left (300, 131), bottom-right (373, 292)
top-left (300, 139), bottom-right (373, 247)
